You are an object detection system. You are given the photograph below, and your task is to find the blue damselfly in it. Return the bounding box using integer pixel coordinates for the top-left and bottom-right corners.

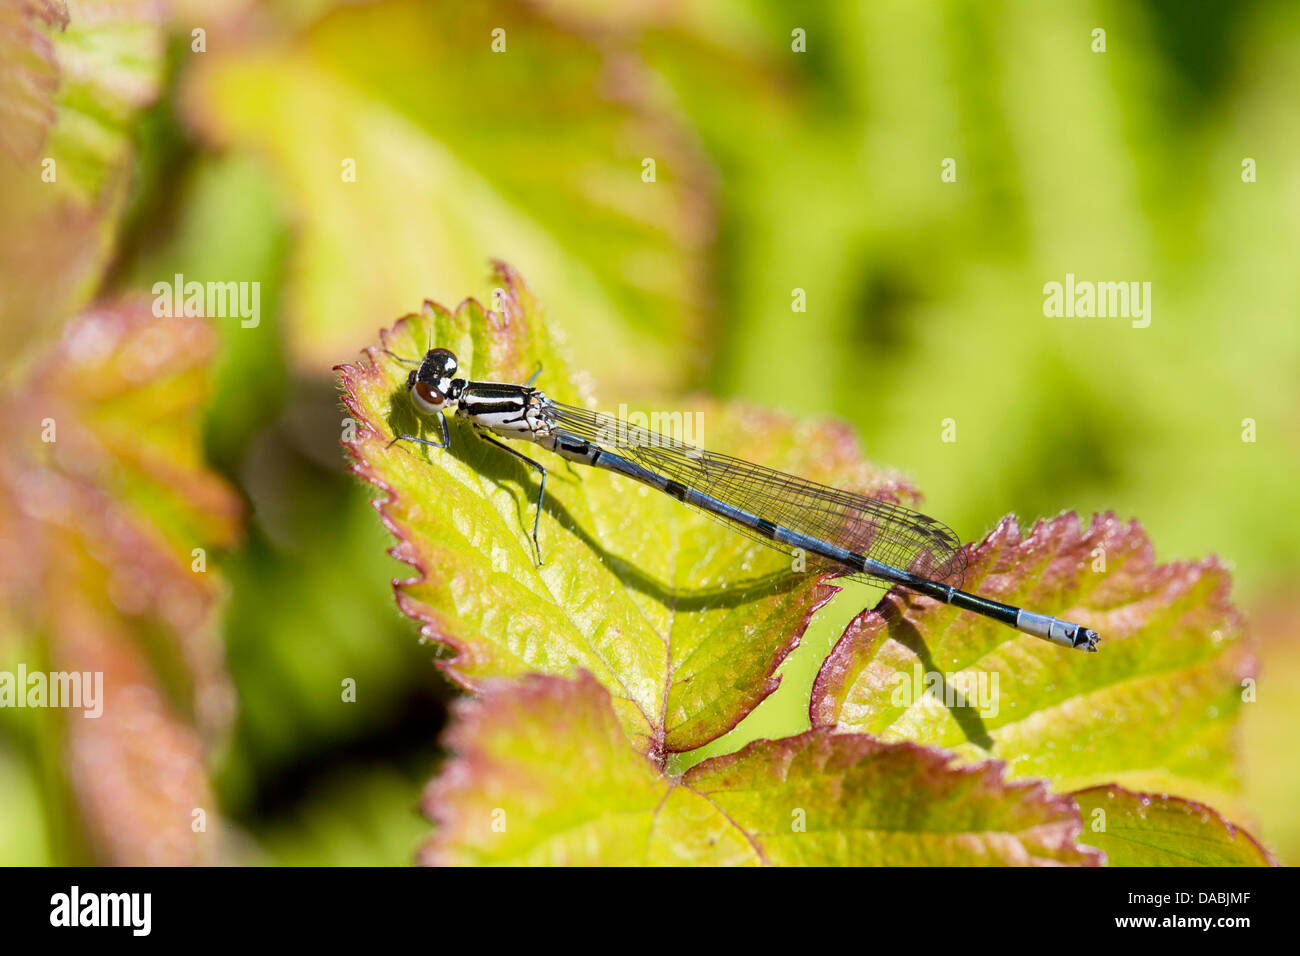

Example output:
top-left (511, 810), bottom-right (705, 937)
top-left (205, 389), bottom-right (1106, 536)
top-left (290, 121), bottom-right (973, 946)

top-left (387, 347), bottom-right (1100, 652)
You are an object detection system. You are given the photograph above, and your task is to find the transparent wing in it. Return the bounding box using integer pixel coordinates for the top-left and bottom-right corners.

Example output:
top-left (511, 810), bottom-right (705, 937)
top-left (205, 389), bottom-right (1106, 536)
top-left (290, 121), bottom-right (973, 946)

top-left (542, 400), bottom-right (968, 588)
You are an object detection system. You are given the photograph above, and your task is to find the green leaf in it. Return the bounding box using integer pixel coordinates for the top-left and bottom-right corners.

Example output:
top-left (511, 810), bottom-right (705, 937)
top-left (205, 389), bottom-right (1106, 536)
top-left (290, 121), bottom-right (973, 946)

top-left (0, 0), bottom-right (66, 163)
top-left (1074, 786), bottom-right (1275, 866)
top-left (811, 513), bottom-right (1254, 820)
top-left (184, 0), bottom-right (714, 392)
top-left (0, 300), bottom-right (241, 863)
top-left (337, 262), bottom-right (917, 755)
top-left (0, 0), bottom-right (165, 358)
top-left (419, 672), bottom-right (1101, 865)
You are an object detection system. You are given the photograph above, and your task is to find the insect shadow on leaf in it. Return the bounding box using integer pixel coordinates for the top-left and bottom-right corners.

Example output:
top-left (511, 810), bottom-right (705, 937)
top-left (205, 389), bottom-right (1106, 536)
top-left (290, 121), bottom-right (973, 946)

top-left (383, 382), bottom-right (817, 610)
top-left (884, 603), bottom-right (995, 751)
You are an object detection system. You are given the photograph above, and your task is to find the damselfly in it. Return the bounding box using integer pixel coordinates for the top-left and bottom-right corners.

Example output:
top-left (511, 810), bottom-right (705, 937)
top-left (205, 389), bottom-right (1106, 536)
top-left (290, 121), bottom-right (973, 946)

top-left (386, 347), bottom-right (1100, 652)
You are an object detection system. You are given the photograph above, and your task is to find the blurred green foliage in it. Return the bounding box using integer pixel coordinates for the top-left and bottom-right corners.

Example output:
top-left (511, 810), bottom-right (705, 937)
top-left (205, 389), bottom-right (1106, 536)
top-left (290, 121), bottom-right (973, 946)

top-left (3, 0), bottom-right (1297, 865)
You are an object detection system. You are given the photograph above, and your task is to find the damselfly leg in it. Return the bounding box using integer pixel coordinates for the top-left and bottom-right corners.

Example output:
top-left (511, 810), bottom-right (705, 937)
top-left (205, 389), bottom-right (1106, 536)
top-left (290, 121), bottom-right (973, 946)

top-left (382, 348), bottom-right (418, 366)
top-left (388, 408), bottom-right (451, 449)
top-left (475, 429), bottom-right (547, 566)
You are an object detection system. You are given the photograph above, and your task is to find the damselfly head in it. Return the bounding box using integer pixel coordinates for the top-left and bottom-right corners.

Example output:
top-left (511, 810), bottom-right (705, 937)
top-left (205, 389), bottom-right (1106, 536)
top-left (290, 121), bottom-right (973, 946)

top-left (408, 347), bottom-right (464, 415)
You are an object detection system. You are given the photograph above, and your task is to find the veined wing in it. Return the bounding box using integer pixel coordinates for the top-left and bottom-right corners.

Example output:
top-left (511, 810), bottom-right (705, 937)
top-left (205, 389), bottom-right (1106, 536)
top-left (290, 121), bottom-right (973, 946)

top-left (541, 400), bottom-right (968, 587)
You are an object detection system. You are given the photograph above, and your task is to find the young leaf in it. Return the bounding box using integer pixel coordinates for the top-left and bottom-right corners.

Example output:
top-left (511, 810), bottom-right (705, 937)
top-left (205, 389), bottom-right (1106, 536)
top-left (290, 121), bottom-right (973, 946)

top-left (419, 672), bottom-right (1101, 866)
top-left (0, 300), bottom-right (241, 863)
top-left (811, 513), bottom-right (1254, 819)
top-left (1073, 786), bottom-right (1275, 866)
top-left (53, 602), bottom-right (219, 865)
top-left (337, 263), bottom-right (918, 756)
top-left (0, 0), bottom-right (66, 162)
top-left (0, 0), bottom-right (165, 357)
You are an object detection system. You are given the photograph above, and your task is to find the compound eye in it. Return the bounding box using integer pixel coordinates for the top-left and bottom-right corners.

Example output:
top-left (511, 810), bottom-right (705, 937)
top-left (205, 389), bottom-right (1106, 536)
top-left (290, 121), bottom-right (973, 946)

top-left (428, 347), bottom-right (458, 374)
top-left (413, 380), bottom-right (444, 406)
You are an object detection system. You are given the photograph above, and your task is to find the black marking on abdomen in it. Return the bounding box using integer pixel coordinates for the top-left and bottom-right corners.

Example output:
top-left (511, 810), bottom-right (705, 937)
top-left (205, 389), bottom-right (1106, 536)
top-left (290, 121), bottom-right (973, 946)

top-left (557, 435), bottom-right (591, 455)
top-left (663, 480), bottom-right (689, 501)
top-left (755, 519), bottom-right (779, 540)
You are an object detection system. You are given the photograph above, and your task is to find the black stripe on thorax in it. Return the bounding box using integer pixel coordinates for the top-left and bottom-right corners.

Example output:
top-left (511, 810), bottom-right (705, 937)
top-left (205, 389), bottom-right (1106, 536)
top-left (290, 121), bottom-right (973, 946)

top-left (466, 383), bottom-right (532, 399)
top-left (464, 400), bottom-right (526, 416)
